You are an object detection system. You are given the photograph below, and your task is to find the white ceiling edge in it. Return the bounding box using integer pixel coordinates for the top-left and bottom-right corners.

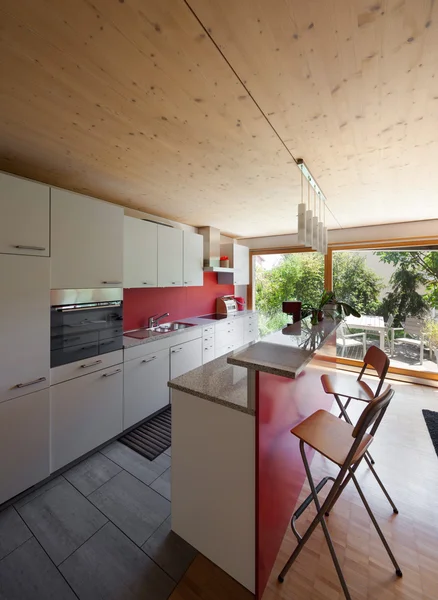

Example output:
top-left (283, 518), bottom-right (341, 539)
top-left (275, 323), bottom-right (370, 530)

top-left (238, 218), bottom-right (438, 250)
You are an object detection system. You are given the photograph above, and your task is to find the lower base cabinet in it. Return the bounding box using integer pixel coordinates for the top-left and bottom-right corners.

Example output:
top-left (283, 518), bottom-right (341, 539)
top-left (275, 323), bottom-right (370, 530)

top-left (170, 337), bottom-right (203, 379)
top-left (51, 364), bottom-right (123, 472)
top-left (123, 348), bottom-right (170, 430)
top-left (0, 389), bottom-right (50, 505)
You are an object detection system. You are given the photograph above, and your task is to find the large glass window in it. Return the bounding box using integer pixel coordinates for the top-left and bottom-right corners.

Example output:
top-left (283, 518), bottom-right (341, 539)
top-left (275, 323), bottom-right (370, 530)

top-left (254, 252), bottom-right (324, 336)
top-left (333, 248), bottom-right (438, 374)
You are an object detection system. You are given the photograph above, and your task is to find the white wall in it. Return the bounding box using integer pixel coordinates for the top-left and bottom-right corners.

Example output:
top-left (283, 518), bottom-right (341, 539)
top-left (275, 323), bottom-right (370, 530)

top-left (239, 219), bottom-right (438, 250)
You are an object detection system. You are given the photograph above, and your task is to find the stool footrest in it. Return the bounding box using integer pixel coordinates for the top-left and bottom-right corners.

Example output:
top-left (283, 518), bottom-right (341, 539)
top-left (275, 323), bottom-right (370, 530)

top-left (291, 476), bottom-right (336, 541)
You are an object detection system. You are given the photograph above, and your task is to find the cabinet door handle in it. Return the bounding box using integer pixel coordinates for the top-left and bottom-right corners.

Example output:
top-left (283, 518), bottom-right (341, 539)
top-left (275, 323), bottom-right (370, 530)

top-left (102, 281), bottom-right (122, 285)
top-left (102, 368), bottom-right (122, 377)
top-left (80, 359), bottom-right (102, 369)
top-left (143, 282), bottom-right (151, 285)
top-left (15, 376), bottom-right (47, 389)
top-left (13, 245), bottom-right (46, 251)
top-left (171, 348), bottom-right (183, 353)
top-left (142, 356), bottom-right (157, 363)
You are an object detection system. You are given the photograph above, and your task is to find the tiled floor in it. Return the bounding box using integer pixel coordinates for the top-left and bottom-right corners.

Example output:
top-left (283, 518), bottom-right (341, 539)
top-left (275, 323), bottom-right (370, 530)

top-left (0, 442), bottom-right (197, 600)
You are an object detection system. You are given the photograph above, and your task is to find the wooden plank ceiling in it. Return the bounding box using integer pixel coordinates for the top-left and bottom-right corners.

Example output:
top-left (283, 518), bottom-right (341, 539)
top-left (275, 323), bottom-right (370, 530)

top-left (1, 0), bottom-right (437, 237)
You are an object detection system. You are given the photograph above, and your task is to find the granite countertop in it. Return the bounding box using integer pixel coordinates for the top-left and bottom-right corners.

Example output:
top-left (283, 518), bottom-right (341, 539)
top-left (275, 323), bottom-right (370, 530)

top-left (227, 317), bottom-right (340, 379)
top-left (168, 349), bottom-right (253, 415)
top-left (123, 310), bottom-right (258, 349)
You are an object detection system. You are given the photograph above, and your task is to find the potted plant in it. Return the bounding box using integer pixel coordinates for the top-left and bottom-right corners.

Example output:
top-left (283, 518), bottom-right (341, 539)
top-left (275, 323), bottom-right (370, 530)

top-left (423, 318), bottom-right (438, 365)
top-left (302, 290), bottom-right (361, 326)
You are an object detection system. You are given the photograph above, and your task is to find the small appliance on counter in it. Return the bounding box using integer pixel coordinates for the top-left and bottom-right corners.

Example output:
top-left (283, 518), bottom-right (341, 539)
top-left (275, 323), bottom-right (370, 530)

top-left (282, 301), bottom-right (302, 324)
top-left (50, 288), bottom-right (123, 367)
top-left (234, 296), bottom-right (246, 311)
top-left (216, 295), bottom-right (238, 316)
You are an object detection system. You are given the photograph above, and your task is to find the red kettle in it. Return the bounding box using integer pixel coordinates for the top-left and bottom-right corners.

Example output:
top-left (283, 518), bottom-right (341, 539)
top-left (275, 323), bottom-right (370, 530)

top-left (234, 296), bottom-right (245, 311)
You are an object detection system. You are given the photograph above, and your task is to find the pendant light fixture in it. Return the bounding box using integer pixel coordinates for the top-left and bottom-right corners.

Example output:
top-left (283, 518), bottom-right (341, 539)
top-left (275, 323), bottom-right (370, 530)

top-left (297, 170), bottom-right (307, 246)
top-left (297, 159), bottom-right (329, 255)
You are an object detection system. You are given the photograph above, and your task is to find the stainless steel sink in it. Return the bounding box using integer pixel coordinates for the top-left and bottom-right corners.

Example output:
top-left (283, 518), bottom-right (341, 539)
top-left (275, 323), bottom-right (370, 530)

top-left (152, 322), bottom-right (195, 333)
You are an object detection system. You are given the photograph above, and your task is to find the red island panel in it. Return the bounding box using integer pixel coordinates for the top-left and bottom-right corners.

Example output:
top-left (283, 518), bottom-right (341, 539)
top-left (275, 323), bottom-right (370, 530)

top-left (255, 361), bottom-right (335, 598)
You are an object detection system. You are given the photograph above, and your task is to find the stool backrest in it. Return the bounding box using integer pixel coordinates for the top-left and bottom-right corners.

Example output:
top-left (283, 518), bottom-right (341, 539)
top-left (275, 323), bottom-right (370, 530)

top-left (358, 345), bottom-right (390, 395)
top-left (352, 387), bottom-right (394, 441)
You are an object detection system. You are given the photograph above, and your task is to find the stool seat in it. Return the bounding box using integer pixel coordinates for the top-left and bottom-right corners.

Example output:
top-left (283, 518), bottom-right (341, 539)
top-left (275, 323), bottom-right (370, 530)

top-left (321, 373), bottom-right (387, 402)
top-left (292, 410), bottom-right (373, 466)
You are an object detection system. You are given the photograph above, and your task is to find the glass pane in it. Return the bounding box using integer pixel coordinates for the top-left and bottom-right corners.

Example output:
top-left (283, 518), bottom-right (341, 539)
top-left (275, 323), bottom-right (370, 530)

top-left (254, 252), bottom-right (324, 336)
top-left (332, 249), bottom-right (438, 375)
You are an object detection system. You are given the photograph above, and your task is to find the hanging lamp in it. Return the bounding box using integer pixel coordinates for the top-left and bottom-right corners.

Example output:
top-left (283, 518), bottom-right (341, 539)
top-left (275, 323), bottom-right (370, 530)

top-left (312, 189), bottom-right (319, 251)
top-left (297, 171), bottom-right (307, 246)
top-left (305, 177), bottom-right (313, 247)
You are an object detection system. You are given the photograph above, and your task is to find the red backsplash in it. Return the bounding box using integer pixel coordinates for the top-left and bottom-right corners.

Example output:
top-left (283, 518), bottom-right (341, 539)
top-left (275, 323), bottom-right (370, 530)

top-left (123, 272), bottom-right (234, 331)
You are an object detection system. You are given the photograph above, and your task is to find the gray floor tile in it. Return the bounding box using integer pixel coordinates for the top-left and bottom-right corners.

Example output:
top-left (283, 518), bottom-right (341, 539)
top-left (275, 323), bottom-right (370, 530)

top-left (142, 516), bottom-right (197, 583)
top-left (64, 452), bottom-right (122, 496)
top-left (150, 467), bottom-right (171, 501)
top-left (88, 470), bottom-right (170, 546)
top-left (0, 506), bottom-right (32, 560)
top-left (101, 442), bottom-right (171, 485)
top-left (14, 476), bottom-right (65, 509)
top-left (17, 478), bottom-right (107, 565)
top-left (0, 537), bottom-right (76, 600)
top-left (60, 522), bottom-right (175, 600)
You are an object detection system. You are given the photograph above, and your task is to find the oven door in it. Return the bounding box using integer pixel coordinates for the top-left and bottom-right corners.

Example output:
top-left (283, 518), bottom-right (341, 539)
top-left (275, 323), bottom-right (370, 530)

top-left (50, 300), bottom-right (123, 367)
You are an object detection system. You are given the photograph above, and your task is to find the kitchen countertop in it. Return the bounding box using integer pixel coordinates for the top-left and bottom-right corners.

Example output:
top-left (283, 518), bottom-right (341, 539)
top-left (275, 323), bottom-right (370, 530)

top-left (168, 348), bottom-right (252, 415)
top-left (123, 310), bottom-right (258, 349)
top-left (227, 317), bottom-right (340, 379)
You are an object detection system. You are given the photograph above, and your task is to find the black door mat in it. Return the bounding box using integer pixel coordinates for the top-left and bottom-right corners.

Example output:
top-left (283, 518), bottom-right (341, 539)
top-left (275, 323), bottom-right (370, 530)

top-left (423, 409), bottom-right (438, 458)
top-left (120, 406), bottom-right (171, 461)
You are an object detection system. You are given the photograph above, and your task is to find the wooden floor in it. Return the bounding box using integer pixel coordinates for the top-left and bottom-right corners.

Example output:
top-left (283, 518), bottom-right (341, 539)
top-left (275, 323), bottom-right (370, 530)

top-left (172, 375), bottom-right (438, 600)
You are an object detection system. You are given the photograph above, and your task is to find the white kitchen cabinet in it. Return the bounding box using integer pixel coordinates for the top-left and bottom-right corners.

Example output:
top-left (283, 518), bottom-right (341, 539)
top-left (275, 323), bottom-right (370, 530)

top-left (51, 188), bottom-right (123, 289)
top-left (123, 348), bottom-right (169, 430)
top-left (217, 243), bottom-right (250, 286)
top-left (170, 337), bottom-right (203, 379)
top-left (183, 231), bottom-right (203, 287)
top-left (202, 324), bottom-right (215, 365)
top-left (0, 254), bottom-right (50, 404)
top-left (123, 217), bottom-right (158, 288)
top-left (51, 364), bottom-right (123, 471)
top-left (243, 314), bottom-right (258, 344)
top-left (0, 172), bottom-right (50, 257)
top-left (157, 226), bottom-right (183, 287)
top-left (0, 388), bottom-right (50, 504)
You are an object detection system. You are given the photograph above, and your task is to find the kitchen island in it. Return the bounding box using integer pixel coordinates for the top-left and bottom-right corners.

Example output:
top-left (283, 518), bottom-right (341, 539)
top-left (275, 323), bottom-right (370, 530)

top-left (169, 317), bottom-right (340, 599)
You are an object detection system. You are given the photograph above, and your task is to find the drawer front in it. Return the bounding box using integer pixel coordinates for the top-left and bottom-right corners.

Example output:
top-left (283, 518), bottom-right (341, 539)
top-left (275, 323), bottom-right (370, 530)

top-left (202, 345), bottom-right (215, 365)
top-left (51, 349), bottom-right (123, 385)
top-left (123, 337), bottom-right (171, 362)
top-left (202, 325), bottom-right (215, 336)
top-left (215, 343), bottom-right (235, 359)
top-left (203, 334), bottom-right (214, 345)
top-left (215, 320), bottom-right (234, 333)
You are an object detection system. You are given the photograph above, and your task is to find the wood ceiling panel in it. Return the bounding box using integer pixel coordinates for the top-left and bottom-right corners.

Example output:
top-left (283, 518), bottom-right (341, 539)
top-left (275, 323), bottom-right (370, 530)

top-left (187, 0), bottom-right (438, 230)
top-left (0, 0), bottom-right (317, 237)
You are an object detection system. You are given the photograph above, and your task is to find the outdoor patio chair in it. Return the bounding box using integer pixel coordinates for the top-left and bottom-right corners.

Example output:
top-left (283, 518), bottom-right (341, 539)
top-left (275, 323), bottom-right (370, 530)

top-left (390, 316), bottom-right (427, 365)
top-left (384, 314), bottom-right (394, 351)
top-left (336, 322), bottom-right (366, 358)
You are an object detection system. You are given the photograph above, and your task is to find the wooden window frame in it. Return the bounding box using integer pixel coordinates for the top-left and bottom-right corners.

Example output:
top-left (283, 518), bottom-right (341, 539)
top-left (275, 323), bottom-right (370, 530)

top-left (249, 236), bottom-right (438, 383)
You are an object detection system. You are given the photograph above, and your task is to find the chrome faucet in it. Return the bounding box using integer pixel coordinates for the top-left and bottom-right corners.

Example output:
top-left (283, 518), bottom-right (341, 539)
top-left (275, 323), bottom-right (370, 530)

top-left (148, 312), bottom-right (170, 328)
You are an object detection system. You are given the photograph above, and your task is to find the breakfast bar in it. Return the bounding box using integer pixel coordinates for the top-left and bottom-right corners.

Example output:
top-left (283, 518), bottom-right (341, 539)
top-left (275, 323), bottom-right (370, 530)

top-left (169, 317), bottom-right (340, 599)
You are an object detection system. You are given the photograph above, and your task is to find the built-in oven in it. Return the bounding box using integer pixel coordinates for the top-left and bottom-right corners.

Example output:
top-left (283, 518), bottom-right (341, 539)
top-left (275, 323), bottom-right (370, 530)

top-left (50, 289), bottom-right (123, 368)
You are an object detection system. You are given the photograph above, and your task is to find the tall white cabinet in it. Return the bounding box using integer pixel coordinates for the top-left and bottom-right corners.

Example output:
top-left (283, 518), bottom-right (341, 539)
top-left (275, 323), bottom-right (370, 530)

top-left (123, 217), bottom-right (158, 288)
top-left (0, 172), bottom-right (50, 257)
top-left (183, 231), bottom-right (204, 287)
top-left (157, 226), bottom-right (183, 287)
top-left (0, 254), bottom-right (50, 403)
top-left (218, 243), bottom-right (250, 286)
top-left (51, 188), bottom-right (124, 289)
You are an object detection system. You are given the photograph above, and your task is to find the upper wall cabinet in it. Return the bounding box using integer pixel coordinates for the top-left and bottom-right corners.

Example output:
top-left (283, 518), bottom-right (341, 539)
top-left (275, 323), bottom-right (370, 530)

top-left (183, 231), bottom-right (203, 287)
top-left (0, 172), bottom-right (50, 257)
top-left (123, 217), bottom-right (158, 288)
top-left (157, 226), bottom-right (183, 287)
top-left (51, 188), bottom-right (123, 289)
top-left (218, 243), bottom-right (250, 286)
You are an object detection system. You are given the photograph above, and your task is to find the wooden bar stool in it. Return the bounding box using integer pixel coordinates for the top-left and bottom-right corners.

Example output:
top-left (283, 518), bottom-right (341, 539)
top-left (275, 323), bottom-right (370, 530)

top-left (320, 345), bottom-right (398, 514)
top-left (278, 388), bottom-right (402, 600)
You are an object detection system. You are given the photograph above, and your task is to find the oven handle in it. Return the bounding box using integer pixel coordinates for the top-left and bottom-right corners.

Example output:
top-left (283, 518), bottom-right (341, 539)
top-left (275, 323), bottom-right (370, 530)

top-left (56, 304), bottom-right (120, 313)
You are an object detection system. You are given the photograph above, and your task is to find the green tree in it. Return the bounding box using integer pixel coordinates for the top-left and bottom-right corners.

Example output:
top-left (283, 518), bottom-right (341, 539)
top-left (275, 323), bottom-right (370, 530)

top-left (375, 251), bottom-right (438, 324)
top-left (333, 253), bottom-right (384, 315)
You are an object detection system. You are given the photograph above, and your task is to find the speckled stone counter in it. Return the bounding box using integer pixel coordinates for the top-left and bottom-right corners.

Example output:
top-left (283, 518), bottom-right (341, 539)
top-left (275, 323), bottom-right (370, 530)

top-left (168, 349), bottom-right (252, 415)
top-left (228, 317), bottom-right (340, 379)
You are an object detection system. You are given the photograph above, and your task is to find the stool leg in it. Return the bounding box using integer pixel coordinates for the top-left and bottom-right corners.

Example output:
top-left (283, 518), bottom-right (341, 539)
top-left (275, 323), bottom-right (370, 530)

top-left (349, 469), bottom-right (402, 577)
top-left (363, 454), bottom-right (399, 514)
top-left (334, 394), bottom-right (375, 466)
top-left (279, 442), bottom-right (353, 600)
